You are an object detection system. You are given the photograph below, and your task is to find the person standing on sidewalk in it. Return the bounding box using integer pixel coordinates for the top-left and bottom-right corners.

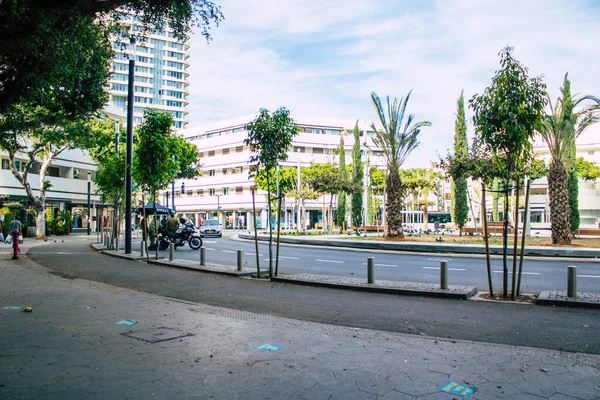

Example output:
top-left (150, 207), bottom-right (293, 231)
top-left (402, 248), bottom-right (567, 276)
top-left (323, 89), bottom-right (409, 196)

top-left (10, 216), bottom-right (21, 259)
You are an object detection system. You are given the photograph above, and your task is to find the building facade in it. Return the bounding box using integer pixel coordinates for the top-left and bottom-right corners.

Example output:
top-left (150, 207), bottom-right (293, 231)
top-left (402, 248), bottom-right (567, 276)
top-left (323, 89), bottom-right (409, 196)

top-left (175, 116), bottom-right (386, 230)
top-left (107, 12), bottom-right (190, 129)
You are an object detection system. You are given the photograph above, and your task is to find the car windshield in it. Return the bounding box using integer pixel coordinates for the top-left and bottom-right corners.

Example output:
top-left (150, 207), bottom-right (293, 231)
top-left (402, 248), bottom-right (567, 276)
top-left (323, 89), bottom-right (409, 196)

top-left (202, 220), bottom-right (219, 226)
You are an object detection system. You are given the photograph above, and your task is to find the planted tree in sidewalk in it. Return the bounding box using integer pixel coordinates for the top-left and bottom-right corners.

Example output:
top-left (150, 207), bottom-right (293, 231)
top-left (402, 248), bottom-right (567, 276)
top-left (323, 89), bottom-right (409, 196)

top-left (451, 91), bottom-right (469, 235)
top-left (351, 122), bottom-right (364, 233)
top-left (0, 20), bottom-right (112, 240)
top-left (370, 91), bottom-right (431, 238)
top-left (576, 157), bottom-right (600, 181)
top-left (245, 108), bottom-right (297, 277)
top-left (470, 46), bottom-right (546, 297)
top-left (133, 109), bottom-right (200, 259)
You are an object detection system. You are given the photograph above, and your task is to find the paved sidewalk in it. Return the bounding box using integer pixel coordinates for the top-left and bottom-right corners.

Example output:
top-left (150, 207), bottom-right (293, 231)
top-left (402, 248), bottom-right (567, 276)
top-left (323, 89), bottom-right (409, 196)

top-left (2, 246), bottom-right (600, 399)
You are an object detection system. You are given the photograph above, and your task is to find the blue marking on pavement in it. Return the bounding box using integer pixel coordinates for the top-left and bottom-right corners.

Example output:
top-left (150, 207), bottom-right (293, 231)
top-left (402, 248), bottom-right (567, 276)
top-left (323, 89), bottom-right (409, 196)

top-left (255, 343), bottom-right (283, 351)
top-left (115, 319), bottom-right (138, 325)
top-left (439, 381), bottom-right (476, 396)
top-left (3, 306), bottom-right (24, 310)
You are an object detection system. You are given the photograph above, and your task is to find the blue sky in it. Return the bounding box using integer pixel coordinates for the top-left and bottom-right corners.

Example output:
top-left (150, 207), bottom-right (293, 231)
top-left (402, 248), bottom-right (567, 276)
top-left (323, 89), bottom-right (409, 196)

top-left (186, 0), bottom-right (600, 167)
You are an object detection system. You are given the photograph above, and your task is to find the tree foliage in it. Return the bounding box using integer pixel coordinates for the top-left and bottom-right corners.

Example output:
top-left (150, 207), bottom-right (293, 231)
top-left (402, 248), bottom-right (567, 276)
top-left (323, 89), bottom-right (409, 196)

top-left (576, 157), bottom-right (600, 181)
top-left (370, 91), bottom-right (431, 237)
top-left (0, 0), bottom-right (223, 113)
top-left (351, 122), bottom-right (363, 229)
top-left (336, 136), bottom-right (347, 227)
top-left (451, 91), bottom-right (469, 231)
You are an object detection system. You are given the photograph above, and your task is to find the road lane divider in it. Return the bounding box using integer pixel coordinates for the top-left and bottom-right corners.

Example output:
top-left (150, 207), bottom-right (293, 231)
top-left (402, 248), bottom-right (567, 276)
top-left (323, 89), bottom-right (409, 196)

top-left (492, 270), bottom-right (540, 275)
top-left (315, 259), bottom-right (344, 264)
top-left (422, 267), bottom-right (466, 271)
top-left (362, 262), bottom-right (399, 268)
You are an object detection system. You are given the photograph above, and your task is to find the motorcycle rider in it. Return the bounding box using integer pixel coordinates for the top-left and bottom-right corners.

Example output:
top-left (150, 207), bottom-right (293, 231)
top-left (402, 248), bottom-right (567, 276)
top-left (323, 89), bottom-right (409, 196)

top-left (165, 213), bottom-right (180, 235)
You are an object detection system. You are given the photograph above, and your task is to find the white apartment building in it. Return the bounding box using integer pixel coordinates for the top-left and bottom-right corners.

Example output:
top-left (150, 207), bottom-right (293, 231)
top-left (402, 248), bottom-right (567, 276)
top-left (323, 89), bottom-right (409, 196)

top-left (175, 116), bottom-right (386, 230)
top-left (107, 12), bottom-right (190, 129)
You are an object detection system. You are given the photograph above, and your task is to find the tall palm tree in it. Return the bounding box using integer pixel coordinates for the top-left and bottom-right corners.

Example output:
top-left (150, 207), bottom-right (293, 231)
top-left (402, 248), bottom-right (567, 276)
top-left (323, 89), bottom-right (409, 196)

top-left (538, 75), bottom-right (599, 244)
top-left (370, 91), bottom-right (431, 238)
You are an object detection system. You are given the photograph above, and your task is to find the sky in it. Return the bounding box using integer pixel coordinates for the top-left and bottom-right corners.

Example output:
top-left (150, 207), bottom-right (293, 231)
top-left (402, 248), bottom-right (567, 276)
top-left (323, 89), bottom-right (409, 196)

top-left (186, 0), bottom-right (600, 168)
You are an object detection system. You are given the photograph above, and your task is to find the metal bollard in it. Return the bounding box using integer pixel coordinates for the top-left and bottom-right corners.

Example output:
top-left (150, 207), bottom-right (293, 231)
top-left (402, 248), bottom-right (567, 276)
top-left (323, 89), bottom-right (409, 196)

top-left (367, 257), bottom-right (375, 284)
top-left (237, 249), bottom-right (243, 272)
top-left (104, 234), bottom-right (107, 247)
top-left (200, 247), bottom-right (206, 266)
top-left (440, 260), bottom-right (448, 290)
top-left (115, 236), bottom-right (119, 251)
top-left (567, 266), bottom-right (577, 298)
top-left (169, 243), bottom-right (174, 261)
top-left (140, 241), bottom-right (144, 257)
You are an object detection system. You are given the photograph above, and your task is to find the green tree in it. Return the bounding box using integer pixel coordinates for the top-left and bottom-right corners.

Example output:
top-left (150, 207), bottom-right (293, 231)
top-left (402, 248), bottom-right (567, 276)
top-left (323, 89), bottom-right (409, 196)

top-left (245, 107), bottom-right (297, 276)
top-left (336, 136), bottom-right (347, 228)
top-left (370, 167), bottom-right (385, 195)
top-left (133, 109), bottom-right (200, 256)
top-left (370, 91), bottom-right (431, 238)
top-left (450, 91), bottom-right (469, 234)
top-left (553, 74), bottom-right (600, 231)
top-left (470, 46), bottom-right (546, 297)
top-left (576, 157), bottom-right (600, 181)
top-left (351, 122), bottom-right (363, 232)
top-left (0, 0), bottom-right (223, 113)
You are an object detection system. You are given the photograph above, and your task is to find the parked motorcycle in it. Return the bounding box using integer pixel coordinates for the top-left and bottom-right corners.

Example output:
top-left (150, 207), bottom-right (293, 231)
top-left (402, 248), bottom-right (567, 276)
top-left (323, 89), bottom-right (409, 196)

top-left (158, 222), bottom-right (202, 250)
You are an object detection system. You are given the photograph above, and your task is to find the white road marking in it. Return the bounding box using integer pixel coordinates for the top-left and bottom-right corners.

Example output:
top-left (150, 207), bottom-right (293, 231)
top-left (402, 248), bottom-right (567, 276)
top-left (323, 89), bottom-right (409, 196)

top-left (422, 267), bottom-right (466, 271)
top-left (315, 259), bottom-right (344, 264)
top-left (492, 271), bottom-right (540, 275)
top-left (361, 263), bottom-right (399, 267)
top-left (203, 240), bottom-right (217, 244)
top-left (279, 256), bottom-right (299, 259)
top-left (203, 247), bottom-right (215, 251)
top-left (578, 275), bottom-right (600, 278)
top-left (245, 253), bottom-right (263, 256)
top-left (222, 250), bottom-right (236, 253)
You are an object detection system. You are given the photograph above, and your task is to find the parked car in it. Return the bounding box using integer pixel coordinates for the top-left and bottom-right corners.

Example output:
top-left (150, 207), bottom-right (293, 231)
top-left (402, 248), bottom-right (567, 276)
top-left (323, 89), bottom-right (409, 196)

top-left (200, 219), bottom-right (222, 238)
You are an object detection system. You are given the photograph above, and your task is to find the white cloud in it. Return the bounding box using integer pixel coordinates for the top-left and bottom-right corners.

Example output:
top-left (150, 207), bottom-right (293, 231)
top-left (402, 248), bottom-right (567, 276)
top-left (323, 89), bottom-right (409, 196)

top-left (186, 0), bottom-right (600, 167)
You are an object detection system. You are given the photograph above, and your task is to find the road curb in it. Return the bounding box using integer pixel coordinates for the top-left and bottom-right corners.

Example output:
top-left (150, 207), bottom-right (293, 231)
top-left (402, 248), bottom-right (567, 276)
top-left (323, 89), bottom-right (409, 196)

top-left (536, 291), bottom-right (600, 309)
top-left (90, 243), bottom-right (148, 261)
top-left (238, 234), bottom-right (600, 259)
top-left (147, 259), bottom-right (255, 277)
top-left (271, 276), bottom-right (477, 300)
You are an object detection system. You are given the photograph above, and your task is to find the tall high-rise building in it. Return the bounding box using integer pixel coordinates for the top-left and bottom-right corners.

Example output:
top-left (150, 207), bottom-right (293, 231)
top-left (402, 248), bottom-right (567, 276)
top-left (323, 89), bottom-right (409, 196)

top-left (107, 13), bottom-right (190, 129)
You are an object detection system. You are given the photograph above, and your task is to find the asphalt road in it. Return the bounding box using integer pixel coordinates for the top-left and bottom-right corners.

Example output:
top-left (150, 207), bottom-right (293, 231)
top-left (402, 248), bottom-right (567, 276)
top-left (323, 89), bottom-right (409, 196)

top-left (136, 232), bottom-right (600, 294)
top-left (27, 235), bottom-right (600, 355)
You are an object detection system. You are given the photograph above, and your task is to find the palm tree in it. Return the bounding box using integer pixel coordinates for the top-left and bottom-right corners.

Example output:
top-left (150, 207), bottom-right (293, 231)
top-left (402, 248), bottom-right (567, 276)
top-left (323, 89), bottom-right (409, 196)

top-left (370, 91), bottom-right (431, 238)
top-left (538, 75), bottom-right (599, 244)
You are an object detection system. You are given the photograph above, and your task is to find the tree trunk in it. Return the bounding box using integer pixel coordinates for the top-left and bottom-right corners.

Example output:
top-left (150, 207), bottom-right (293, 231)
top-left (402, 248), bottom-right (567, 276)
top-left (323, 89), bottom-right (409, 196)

top-left (385, 169), bottom-right (404, 238)
top-left (35, 205), bottom-right (46, 239)
top-left (548, 161), bottom-right (571, 245)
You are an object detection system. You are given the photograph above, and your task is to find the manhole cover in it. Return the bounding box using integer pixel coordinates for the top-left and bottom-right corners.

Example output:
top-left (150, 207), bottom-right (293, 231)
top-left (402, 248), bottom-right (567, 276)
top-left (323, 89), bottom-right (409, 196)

top-left (124, 327), bottom-right (194, 343)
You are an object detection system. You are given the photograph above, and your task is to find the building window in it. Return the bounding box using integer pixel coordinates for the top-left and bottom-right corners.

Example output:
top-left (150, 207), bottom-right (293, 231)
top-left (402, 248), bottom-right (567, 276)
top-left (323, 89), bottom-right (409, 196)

top-left (222, 168), bottom-right (228, 175)
top-left (1, 159), bottom-right (9, 170)
top-left (588, 150), bottom-right (595, 155)
top-left (236, 146), bottom-right (244, 153)
top-left (47, 166), bottom-right (60, 177)
top-left (198, 152), bottom-right (204, 158)
top-left (186, 190), bottom-right (193, 196)
top-left (175, 191), bottom-right (181, 198)
top-left (312, 147), bottom-right (323, 154)
top-left (222, 148), bottom-right (229, 155)
top-left (209, 188), bottom-right (215, 196)
top-left (197, 189), bottom-right (204, 196)
top-left (232, 127), bottom-right (244, 133)
top-left (236, 187), bottom-right (244, 195)
top-left (223, 188), bottom-right (229, 195)
top-left (208, 150), bottom-right (215, 157)
top-left (208, 170), bottom-right (215, 177)
top-left (294, 146), bottom-right (305, 153)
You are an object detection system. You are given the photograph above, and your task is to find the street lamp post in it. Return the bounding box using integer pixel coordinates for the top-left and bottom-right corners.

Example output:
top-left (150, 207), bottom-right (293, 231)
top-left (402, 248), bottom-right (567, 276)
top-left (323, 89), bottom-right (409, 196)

top-left (124, 36), bottom-right (135, 254)
top-left (87, 171), bottom-right (91, 235)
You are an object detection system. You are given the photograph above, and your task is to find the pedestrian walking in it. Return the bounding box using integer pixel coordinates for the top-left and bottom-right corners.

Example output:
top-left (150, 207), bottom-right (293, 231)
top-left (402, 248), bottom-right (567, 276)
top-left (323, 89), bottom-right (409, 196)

top-left (10, 216), bottom-right (21, 259)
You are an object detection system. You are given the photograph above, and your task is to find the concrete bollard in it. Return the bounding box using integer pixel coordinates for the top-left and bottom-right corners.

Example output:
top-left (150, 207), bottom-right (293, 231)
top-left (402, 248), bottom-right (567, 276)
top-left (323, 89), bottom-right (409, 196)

top-left (440, 260), bottom-right (448, 290)
top-left (567, 266), bottom-right (577, 298)
top-left (367, 257), bottom-right (375, 284)
top-left (169, 243), bottom-right (174, 261)
top-left (237, 249), bottom-right (243, 272)
top-left (200, 247), bottom-right (206, 266)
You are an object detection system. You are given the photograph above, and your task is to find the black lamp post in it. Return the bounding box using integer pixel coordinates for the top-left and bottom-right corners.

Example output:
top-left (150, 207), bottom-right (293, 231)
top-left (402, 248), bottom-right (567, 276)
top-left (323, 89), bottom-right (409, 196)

top-left (171, 180), bottom-right (175, 212)
top-left (87, 171), bottom-right (91, 235)
top-left (124, 36), bottom-right (135, 254)
top-left (165, 191), bottom-right (169, 208)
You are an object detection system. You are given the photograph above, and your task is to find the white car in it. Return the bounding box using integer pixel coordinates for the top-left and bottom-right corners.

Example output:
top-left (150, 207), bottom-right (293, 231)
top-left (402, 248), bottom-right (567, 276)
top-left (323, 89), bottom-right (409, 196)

top-left (200, 219), bottom-right (222, 238)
